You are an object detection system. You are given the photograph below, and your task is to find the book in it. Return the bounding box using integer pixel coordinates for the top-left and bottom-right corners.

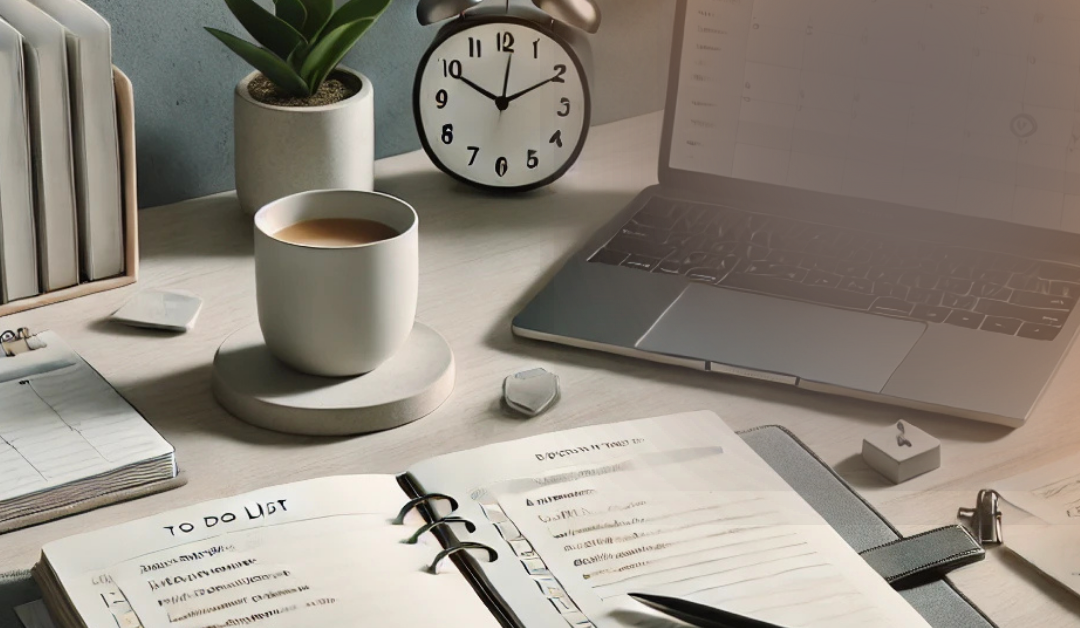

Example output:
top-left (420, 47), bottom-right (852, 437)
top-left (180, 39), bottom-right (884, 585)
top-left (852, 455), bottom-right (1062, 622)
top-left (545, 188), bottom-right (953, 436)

top-left (27, 0), bottom-right (122, 281)
top-left (0, 329), bottom-right (180, 534)
top-left (0, 0), bottom-right (78, 292)
top-left (0, 16), bottom-right (38, 302)
top-left (33, 412), bottom-right (932, 628)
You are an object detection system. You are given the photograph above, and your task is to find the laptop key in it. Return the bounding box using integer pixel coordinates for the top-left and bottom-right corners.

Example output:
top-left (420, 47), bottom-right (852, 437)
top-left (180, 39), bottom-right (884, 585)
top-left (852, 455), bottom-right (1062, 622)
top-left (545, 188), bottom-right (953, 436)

top-left (686, 268), bottom-right (723, 283)
top-left (975, 269), bottom-right (1010, 284)
top-left (622, 255), bottom-right (661, 272)
top-left (870, 297), bottom-right (914, 317)
top-left (981, 316), bottom-right (1022, 335)
top-left (911, 304), bottom-right (951, 323)
top-left (605, 236), bottom-right (676, 260)
top-left (804, 270), bottom-right (843, 288)
top-left (1010, 291), bottom-right (1075, 310)
top-left (945, 310), bottom-right (985, 329)
top-left (973, 281), bottom-right (1012, 300)
top-left (720, 273), bottom-right (877, 310)
top-left (942, 293), bottom-right (976, 310)
top-left (873, 282), bottom-right (908, 300)
top-left (1017, 323), bottom-right (1061, 341)
top-left (1049, 281), bottom-right (1080, 299)
top-left (974, 299), bottom-right (1068, 327)
top-left (653, 260), bottom-right (683, 275)
top-left (840, 277), bottom-right (874, 294)
top-left (589, 248), bottom-right (628, 266)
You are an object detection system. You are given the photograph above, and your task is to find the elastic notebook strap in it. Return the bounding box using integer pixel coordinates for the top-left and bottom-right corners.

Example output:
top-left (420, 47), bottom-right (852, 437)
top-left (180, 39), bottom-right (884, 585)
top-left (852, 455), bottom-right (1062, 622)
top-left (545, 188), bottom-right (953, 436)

top-left (859, 525), bottom-right (985, 589)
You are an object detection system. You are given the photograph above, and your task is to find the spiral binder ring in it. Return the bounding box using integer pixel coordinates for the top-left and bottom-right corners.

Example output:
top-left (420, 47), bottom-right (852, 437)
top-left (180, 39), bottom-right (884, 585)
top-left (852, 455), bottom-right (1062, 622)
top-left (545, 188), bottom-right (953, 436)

top-left (404, 517), bottom-right (477, 544)
top-left (427, 542), bottom-right (498, 574)
top-left (393, 493), bottom-right (459, 524)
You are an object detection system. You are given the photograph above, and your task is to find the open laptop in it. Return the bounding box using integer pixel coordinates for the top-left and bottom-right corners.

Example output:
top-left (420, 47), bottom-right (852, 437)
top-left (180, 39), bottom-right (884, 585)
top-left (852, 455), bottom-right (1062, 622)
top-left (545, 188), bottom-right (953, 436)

top-left (513, 0), bottom-right (1080, 427)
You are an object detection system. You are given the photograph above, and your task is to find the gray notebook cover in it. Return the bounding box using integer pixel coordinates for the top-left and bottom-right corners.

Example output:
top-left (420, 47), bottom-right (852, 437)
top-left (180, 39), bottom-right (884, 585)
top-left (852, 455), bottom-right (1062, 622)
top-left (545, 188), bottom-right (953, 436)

top-left (740, 425), bottom-right (996, 628)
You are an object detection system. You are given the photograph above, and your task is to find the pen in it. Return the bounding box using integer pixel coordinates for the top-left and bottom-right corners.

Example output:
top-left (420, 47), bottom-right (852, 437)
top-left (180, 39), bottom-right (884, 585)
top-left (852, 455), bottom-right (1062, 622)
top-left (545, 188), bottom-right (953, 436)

top-left (629, 592), bottom-right (787, 628)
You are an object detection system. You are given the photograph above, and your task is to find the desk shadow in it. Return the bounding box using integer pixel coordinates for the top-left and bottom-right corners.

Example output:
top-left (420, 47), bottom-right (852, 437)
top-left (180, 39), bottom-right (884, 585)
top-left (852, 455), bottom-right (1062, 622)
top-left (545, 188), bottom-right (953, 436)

top-left (88, 318), bottom-right (188, 340)
top-left (139, 194), bottom-right (253, 261)
top-left (832, 454), bottom-right (897, 491)
top-left (606, 610), bottom-right (686, 628)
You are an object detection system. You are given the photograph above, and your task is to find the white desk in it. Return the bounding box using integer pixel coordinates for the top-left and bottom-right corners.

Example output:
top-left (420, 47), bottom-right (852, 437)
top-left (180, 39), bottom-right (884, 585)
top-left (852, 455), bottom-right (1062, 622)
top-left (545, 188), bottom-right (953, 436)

top-left (3, 113), bottom-right (1080, 626)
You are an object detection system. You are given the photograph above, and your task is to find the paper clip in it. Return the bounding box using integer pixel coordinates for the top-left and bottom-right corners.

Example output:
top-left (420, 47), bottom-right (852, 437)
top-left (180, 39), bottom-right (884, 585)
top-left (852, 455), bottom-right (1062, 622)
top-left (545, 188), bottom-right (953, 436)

top-left (957, 489), bottom-right (1004, 545)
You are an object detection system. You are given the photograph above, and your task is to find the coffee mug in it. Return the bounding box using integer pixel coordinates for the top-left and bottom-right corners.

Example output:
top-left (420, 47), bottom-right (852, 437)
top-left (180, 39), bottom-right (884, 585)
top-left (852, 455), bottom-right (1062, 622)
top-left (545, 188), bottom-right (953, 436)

top-left (254, 190), bottom-right (418, 377)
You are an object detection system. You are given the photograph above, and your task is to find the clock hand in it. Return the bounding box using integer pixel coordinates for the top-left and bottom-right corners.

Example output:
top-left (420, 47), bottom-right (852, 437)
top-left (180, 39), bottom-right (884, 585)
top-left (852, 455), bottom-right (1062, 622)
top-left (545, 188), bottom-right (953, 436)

top-left (458, 75), bottom-right (499, 102)
top-left (504, 75), bottom-right (558, 104)
top-left (501, 54), bottom-right (513, 98)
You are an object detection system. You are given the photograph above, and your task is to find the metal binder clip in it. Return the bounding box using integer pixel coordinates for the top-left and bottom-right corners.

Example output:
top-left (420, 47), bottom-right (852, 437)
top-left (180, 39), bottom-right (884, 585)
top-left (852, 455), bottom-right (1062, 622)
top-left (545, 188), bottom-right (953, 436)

top-left (0, 328), bottom-right (45, 357)
top-left (957, 489), bottom-right (1004, 546)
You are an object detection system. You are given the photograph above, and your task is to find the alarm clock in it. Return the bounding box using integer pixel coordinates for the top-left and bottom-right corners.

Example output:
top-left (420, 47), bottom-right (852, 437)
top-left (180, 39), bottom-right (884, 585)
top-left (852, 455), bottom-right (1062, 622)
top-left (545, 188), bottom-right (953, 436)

top-left (414, 0), bottom-right (600, 192)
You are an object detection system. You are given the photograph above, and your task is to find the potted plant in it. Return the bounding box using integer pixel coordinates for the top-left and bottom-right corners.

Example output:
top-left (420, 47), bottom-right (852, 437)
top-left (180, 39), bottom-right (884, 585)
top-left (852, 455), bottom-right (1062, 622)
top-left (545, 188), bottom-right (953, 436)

top-left (207, 0), bottom-right (391, 215)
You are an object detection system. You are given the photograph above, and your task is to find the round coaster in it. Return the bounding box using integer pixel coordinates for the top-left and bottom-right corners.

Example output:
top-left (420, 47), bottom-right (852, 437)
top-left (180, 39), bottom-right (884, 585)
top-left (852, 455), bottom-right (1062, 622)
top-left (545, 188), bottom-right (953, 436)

top-left (212, 322), bottom-right (454, 436)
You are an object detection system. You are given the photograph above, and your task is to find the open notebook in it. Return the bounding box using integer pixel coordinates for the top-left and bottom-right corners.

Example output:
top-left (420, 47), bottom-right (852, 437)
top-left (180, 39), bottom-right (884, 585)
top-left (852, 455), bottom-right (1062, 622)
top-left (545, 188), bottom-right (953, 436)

top-left (34, 412), bottom-right (931, 628)
top-left (0, 330), bottom-right (178, 533)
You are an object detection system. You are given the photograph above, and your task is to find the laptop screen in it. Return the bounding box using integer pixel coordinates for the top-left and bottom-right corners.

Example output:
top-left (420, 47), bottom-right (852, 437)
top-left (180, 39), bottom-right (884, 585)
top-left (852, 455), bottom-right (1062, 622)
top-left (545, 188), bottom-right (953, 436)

top-left (667, 0), bottom-right (1080, 234)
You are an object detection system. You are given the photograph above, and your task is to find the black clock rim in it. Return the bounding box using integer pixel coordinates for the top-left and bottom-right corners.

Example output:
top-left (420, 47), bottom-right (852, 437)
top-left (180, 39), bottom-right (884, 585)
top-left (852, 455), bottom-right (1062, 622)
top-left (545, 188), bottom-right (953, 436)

top-left (412, 14), bottom-right (592, 194)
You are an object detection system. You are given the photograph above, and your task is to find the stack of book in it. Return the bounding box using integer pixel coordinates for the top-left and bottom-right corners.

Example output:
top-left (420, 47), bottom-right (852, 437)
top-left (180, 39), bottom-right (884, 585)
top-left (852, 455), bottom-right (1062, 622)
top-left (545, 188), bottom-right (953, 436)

top-left (0, 0), bottom-right (123, 306)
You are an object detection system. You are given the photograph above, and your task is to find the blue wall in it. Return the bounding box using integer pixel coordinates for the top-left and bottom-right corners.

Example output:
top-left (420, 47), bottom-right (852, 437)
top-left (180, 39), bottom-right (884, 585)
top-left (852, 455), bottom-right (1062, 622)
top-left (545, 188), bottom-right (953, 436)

top-left (85, 0), bottom-right (674, 207)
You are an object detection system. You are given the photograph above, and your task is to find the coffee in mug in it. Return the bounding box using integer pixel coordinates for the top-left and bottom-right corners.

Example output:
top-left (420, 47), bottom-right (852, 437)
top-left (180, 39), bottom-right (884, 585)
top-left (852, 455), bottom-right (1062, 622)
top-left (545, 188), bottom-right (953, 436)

top-left (254, 190), bottom-right (418, 377)
top-left (273, 218), bottom-right (399, 247)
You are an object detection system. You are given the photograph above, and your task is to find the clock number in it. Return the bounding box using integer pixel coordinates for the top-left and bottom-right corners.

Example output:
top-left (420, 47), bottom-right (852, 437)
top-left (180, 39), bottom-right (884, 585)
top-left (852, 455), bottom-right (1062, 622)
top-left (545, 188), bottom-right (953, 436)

top-left (496, 157), bottom-right (509, 177)
top-left (441, 124), bottom-right (454, 145)
top-left (467, 146), bottom-right (480, 166)
top-left (469, 37), bottom-right (482, 58)
top-left (552, 64), bottom-right (567, 83)
top-left (497, 31), bottom-right (515, 53)
top-left (527, 149), bottom-right (539, 170)
top-left (549, 130), bottom-right (564, 148)
top-left (443, 59), bottom-right (462, 79)
top-left (436, 89), bottom-right (448, 109)
top-left (557, 97), bottom-right (570, 117)
top-left (533, 39), bottom-right (540, 58)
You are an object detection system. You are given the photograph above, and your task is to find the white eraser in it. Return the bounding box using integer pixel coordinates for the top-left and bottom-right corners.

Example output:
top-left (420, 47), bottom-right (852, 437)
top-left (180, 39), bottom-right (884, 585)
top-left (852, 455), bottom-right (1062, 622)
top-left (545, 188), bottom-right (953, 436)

top-left (862, 420), bottom-right (941, 484)
top-left (111, 290), bottom-right (203, 332)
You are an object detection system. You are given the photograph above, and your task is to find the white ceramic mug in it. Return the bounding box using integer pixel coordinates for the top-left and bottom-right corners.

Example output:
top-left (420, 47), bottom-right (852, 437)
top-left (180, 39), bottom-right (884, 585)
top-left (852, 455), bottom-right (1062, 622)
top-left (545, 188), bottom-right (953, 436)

top-left (254, 190), bottom-right (418, 377)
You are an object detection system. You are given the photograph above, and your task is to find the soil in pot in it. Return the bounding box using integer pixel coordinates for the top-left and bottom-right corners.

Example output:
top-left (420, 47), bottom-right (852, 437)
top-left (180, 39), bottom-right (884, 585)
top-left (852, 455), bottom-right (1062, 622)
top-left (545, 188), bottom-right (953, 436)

top-left (248, 70), bottom-right (362, 107)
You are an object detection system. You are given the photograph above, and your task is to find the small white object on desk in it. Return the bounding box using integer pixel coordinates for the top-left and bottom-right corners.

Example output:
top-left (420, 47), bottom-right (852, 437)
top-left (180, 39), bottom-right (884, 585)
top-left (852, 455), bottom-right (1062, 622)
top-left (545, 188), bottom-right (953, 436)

top-left (862, 421), bottom-right (941, 484)
top-left (110, 289), bottom-right (202, 331)
top-left (503, 367), bottom-right (559, 417)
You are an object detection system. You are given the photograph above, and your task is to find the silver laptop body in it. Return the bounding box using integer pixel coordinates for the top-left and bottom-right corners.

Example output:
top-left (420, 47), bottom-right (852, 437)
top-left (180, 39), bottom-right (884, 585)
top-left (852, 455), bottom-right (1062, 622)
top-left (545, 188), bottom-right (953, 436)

top-left (513, 0), bottom-right (1080, 426)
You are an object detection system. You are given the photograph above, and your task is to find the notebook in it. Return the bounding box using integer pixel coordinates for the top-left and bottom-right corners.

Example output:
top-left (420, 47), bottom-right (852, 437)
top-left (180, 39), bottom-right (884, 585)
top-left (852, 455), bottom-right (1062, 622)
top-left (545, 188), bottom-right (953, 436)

top-left (27, 0), bottom-right (122, 281)
top-left (0, 16), bottom-right (37, 303)
top-left (0, 0), bottom-right (78, 292)
top-left (33, 412), bottom-right (932, 628)
top-left (0, 330), bottom-right (179, 534)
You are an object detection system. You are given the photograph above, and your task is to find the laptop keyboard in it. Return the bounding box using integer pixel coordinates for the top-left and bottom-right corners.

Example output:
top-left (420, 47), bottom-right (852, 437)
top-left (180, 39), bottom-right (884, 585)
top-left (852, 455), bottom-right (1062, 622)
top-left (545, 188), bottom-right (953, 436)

top-left (589, 198), bottom-right (1080, 341)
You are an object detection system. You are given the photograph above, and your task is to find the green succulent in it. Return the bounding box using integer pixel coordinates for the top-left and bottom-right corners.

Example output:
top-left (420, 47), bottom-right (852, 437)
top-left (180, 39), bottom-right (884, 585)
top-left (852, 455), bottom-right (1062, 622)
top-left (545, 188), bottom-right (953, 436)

top-left (207, 0), bottom-right (391, 98)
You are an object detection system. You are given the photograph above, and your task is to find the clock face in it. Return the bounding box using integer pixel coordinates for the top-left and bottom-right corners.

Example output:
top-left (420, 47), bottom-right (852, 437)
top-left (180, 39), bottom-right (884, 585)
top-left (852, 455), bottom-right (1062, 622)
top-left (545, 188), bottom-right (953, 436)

top-left (415, 18), bottom-right (590, 191)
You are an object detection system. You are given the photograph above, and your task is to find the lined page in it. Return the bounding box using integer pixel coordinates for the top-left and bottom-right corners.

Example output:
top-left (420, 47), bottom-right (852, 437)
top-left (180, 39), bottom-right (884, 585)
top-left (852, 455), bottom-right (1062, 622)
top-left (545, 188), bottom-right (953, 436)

top-left (406, 411), bottom-right (933, 628)
top-left (43, 476), bottom-right (500, 628)
top-left (0, 332), bottom-right (173, 503)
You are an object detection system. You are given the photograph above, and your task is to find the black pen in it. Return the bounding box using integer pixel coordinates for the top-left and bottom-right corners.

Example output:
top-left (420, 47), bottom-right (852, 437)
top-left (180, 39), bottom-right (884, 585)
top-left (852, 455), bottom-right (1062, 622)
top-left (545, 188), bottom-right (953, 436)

top-left (629, 592), bottom-right (787, 628)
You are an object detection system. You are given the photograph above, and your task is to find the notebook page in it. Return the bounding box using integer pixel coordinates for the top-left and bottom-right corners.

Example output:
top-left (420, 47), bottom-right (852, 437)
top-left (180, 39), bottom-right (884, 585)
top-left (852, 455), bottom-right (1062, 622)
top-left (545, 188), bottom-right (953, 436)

top-left (42, 476), bottom-right (500, 628)
top-left (0, 332), bottom-right (173, 503)
top-left (406, 412), bottom-right (932, 628)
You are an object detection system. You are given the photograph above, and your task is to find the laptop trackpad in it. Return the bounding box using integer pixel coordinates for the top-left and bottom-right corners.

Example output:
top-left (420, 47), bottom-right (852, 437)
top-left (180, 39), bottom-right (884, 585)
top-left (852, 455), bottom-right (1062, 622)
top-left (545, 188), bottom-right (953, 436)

top-left (636, 284), bottom-right (926, 393)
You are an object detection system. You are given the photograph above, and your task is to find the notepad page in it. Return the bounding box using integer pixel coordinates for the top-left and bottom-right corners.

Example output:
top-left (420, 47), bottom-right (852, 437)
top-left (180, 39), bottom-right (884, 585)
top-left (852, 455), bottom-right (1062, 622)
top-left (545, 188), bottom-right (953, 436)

top-left (41, 476), bottom-right (500, 628)
top-left (0, 331), bottom-right (173, 504)
top-left (406, 411), bottom-right (933, 628)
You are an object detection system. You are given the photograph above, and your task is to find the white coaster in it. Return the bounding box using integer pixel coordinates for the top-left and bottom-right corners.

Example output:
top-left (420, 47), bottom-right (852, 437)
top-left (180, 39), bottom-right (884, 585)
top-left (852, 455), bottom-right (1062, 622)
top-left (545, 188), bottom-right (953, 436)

top-left (111, 290), bottom-right (203, 331)
top-left (212, 323), bottom-right (454, 436)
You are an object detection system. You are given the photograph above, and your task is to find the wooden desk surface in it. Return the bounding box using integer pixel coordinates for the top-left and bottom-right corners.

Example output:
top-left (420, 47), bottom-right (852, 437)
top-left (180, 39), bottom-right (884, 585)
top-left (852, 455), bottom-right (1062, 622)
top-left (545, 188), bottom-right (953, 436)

top-left (3, 113), bottom-right (1079, 626)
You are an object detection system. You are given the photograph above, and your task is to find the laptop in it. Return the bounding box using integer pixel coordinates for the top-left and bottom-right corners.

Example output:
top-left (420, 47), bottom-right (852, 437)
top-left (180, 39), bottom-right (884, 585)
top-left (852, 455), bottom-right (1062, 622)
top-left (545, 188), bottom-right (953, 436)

top-left (513, 0), bottom-right (1080, 427)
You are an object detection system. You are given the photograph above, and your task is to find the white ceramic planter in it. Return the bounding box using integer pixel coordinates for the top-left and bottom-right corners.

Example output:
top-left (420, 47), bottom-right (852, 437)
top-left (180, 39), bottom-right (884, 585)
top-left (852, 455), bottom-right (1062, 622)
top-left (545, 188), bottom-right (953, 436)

top-left (234, 66), bottom-right (374, 215)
